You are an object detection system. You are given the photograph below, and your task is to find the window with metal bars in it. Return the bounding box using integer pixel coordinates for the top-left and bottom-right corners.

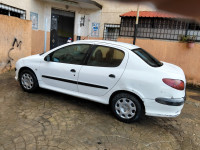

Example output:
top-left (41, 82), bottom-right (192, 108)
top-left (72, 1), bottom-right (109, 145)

top-left (119, 17), bottom-right (200, 42)
top-left (103, 24), bottom-right (120, 41)
top-left (0, 3), bottom-right (26, 19)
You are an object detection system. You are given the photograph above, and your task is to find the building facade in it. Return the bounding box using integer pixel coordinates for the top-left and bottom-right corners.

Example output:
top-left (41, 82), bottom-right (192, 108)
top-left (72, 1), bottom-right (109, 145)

top-left (0, 0), bottom-right (154, 54)
top-left (1, 0), bottom-right (200, 85)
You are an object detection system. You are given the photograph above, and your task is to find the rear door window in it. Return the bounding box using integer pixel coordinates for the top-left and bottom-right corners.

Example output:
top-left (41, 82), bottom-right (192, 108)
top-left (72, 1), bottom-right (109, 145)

top-left (87, 46), bottom-right (125, 67)
top-left (132, 48), bottom-right (163, 67)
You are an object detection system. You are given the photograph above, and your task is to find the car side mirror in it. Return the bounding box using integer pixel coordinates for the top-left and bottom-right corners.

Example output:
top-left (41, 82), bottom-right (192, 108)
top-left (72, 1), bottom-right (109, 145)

top-left (45, 55), bottom-right (51, 62)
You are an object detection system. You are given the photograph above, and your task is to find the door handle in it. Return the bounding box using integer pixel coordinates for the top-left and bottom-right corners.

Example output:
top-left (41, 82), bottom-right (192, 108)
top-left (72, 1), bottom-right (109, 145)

top-left (109, 74), bottom-right (115, 78)
top-left (70, 69), bottom-right (76, 73)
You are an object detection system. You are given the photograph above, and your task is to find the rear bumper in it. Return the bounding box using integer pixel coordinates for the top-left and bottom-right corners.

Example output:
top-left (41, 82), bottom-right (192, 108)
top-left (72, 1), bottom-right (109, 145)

top-left (143, 97), bottom-right (185, 117)
top-left (155, 97), bottom-right (185, 106)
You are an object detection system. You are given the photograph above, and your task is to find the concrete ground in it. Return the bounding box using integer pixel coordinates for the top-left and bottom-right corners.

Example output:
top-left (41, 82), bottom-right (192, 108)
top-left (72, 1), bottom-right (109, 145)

top-left (0, 71), bottom-right (200, 150)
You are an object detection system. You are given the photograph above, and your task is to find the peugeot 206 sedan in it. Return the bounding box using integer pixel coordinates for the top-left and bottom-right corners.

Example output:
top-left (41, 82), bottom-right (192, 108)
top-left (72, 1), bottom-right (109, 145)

top-left (15, 40), bottom-right (186, 123)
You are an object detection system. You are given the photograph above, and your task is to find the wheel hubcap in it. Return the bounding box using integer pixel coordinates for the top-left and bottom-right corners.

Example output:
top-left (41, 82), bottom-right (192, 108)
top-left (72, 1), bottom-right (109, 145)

top-left (21, 73), bottom-right (34, 90)
top-left (115, 98), bottom-right (136, 119)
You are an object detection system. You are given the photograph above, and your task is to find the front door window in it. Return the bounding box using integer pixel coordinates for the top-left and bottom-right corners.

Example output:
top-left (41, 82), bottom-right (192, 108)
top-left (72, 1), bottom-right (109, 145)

top-left (50, 44), bottom-right (90, 65)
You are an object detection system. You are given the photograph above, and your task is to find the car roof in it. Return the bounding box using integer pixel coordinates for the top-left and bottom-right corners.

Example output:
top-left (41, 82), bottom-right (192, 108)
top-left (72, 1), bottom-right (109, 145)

top-left (73, 40), bottom-right (140, 50)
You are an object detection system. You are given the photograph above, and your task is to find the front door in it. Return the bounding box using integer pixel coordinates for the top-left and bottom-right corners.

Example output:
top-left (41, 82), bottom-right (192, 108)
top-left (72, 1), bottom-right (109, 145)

top-left (78, 44), bottom-right (128, 96)
top-left (50, 9), bottom-right (75, 49)
top-left (39, 44), bottom-right (91, 92)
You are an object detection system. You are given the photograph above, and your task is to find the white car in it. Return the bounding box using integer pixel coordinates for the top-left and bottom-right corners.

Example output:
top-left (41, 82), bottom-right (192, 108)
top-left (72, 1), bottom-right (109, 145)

top-left (15, 40), bottom-right (186, 123)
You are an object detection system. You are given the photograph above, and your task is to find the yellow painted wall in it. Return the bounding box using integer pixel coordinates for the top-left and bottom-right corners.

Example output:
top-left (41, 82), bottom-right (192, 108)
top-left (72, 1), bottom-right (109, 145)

top-left (117, 37), bottom-right (200, 85)
top-left (0, 15), bottom-right (32, 73)
top-left (31, 30), bottom-right (50, 55)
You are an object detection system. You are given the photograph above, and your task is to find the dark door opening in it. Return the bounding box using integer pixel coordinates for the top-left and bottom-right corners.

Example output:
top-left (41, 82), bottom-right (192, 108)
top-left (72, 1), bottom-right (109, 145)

top-left (50, 9), bottom-right (75, 49)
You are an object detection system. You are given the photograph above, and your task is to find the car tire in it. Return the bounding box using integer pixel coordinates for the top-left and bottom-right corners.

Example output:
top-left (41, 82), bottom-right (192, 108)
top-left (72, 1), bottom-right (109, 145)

top-left (19, 69), bottom-right (39, 92)
top-left (111, 93), bottom-right (143, 123)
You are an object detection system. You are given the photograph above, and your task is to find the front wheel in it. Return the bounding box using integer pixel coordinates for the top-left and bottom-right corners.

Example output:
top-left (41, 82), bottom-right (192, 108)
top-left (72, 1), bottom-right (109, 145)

top-left (19, 69), bottom-right (39, 92)
top-left (111, 93), bottom-right (143, 123)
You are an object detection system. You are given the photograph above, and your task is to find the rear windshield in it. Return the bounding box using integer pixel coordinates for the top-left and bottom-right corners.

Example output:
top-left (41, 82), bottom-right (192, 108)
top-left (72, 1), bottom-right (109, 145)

top-left (132, 48), bottom-right (163, 67)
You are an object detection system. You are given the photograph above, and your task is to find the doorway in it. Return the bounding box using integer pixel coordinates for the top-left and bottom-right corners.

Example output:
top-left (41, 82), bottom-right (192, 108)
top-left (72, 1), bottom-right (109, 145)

top-left (50, 9), bottom-right (75, 49)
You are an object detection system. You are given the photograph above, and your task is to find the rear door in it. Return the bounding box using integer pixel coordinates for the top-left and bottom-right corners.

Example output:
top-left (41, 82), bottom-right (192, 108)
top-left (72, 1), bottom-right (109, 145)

top-left (78, 44), bottom-right (128, 96)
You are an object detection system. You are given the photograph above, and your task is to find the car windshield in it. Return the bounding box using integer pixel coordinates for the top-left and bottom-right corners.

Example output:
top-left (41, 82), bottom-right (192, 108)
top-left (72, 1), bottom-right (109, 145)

top-left (132, 48), bottom-right (163, 67)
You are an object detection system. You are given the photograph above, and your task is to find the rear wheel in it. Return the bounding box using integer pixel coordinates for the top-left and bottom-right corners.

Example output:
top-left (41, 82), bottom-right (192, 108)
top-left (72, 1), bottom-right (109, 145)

top-left (111, 93), bottom-right (142, 123)
top-left (19, 69), bottom-right (39, 92)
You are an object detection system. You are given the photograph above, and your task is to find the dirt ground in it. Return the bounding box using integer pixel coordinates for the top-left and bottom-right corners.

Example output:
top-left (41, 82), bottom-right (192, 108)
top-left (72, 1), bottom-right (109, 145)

top-left (0, 71), bottom-right (200, 150)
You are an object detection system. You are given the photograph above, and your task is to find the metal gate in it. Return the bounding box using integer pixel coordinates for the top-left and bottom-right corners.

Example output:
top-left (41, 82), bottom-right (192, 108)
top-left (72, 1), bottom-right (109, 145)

top-left (50, 9), bottom-right (75, 49)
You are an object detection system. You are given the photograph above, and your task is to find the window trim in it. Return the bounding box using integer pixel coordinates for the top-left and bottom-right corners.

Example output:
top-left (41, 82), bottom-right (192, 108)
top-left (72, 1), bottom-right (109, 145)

top-left (85, 45), bottom-right (125, 68)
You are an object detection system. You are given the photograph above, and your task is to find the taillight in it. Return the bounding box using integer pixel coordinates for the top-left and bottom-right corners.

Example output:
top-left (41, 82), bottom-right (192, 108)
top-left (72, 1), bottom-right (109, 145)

top-left (162, 78), bottom-right (184, 90)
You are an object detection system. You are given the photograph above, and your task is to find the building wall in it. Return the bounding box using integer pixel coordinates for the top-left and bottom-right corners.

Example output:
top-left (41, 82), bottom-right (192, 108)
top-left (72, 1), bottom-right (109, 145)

top-left (0, 0), bottom-right (50, 54)
top-left (0, 0), bottom-right (155, 54)
top-left (31, 30), bottom-right (50, 55)
top-left (0, 15), bottom-right (32, 73)
top-left (1, 0), bottom-right (199, 85)
top-left (77, 1), bottom-right (155, 40)
top-left (0, 0), bottom-right (93, 54)
top-left (117, 37), bottom-right (200, 85)
top-left (93, 0), bottom-right (155, 38)
top-left (0, 0), bottom-right (46, 29)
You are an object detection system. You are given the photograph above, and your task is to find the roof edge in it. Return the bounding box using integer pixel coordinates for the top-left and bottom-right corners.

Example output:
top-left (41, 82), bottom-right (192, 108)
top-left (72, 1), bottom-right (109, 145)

top-left (120, 11), bottom-right (188, 19)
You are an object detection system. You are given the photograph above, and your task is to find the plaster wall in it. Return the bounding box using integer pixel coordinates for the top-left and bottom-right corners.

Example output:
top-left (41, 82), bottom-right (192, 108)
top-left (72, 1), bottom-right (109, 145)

top-left (0, 15), bottom-right (32, 73)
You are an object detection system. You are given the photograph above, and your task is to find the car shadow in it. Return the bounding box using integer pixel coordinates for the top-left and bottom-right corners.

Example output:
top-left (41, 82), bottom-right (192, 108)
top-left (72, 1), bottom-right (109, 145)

top-left (34, 88), bottom-right (163, 124)
top-left (28, 88), bottom-right (178, 125)
top-left (35, 88), bottom-right (111, 114)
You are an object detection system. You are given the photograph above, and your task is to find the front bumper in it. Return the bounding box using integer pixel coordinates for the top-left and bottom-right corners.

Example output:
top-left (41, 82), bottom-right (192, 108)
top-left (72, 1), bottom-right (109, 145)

top-left (14, 59), bottom-right (23, 81)
top-left (15, 67), bottom-right (19, 81)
